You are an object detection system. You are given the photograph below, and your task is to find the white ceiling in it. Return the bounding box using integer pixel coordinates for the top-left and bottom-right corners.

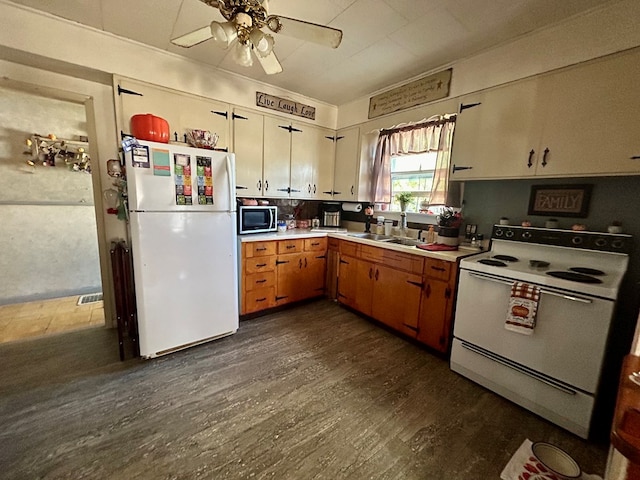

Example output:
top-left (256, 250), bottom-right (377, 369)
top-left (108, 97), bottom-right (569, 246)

top-left (8, 0), bottom-right (615, 105)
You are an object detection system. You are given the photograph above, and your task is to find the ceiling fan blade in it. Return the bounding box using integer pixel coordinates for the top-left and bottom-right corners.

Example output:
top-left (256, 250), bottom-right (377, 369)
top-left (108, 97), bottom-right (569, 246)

top-left (255, 49), bottom-right (283, 75)
top-left (171, 24), bottom-right (213, 48)
top-left (266, 15), bottom-right (343, 48)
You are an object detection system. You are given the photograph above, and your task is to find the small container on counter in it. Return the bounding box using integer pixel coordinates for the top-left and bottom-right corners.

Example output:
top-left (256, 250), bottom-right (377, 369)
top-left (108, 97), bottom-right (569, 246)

top-left (384, 220), bottom-right (393, 236)
top-left (296, 219), bottom-right (310, 229)
top-left (376, 216), bottom-right (385, 235)
top-left (285, 215), bottom-right (296, 230)
top-left (277, 221), bottom-right (287, 233)
top-left (312, 217), bottom-right (320, 229)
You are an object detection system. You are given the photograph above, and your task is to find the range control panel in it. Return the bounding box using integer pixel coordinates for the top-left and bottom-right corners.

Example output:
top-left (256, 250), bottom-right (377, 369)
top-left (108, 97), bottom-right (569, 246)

top-left (491, 225), bottom-right (632, 254)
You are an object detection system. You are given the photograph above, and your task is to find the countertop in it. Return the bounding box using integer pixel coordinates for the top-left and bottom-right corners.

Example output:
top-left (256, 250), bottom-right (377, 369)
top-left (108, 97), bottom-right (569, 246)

top-left (238, 228), bottom-right (482, 263)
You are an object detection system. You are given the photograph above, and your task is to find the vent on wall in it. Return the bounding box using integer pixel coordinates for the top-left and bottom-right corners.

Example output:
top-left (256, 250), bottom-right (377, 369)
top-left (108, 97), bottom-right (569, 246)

top-left (77, 293), bottom-right (103, 305)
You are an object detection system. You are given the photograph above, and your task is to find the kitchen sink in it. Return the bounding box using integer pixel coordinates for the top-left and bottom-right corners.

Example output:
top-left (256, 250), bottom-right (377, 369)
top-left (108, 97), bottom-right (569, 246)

top-left (347, 233), bottom-right (394, 241)
top-left (346, 233), bottom-right (424, 247)
top-left (384, 238), bottom-right (425, 246)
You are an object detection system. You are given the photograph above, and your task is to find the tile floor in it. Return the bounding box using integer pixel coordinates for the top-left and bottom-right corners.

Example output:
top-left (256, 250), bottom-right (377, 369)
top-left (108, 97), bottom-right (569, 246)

top-left (0, 295), bottom-right (104, 344)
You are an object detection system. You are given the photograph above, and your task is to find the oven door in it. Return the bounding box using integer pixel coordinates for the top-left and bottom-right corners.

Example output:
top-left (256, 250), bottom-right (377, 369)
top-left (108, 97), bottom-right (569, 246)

top-left (453, 268), bottom-right (614, 393)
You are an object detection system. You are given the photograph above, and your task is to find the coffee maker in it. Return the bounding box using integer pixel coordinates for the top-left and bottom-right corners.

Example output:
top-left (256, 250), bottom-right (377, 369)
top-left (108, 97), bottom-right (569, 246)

top-left (320, 202), bottom-right (341, 227)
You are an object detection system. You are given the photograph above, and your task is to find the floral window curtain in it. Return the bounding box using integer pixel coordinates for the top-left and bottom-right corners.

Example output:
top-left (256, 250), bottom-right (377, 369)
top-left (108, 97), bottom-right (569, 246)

top-left (370, 116), bottom-right (456, 206)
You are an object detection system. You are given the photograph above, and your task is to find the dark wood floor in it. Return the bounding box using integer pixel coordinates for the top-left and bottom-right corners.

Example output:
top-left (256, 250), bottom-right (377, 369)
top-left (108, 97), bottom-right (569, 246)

top-left (0, 300), bottom-right (608, 479)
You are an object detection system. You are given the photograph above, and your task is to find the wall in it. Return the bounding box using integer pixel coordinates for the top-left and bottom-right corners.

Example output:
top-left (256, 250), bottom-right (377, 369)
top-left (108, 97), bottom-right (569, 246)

top-left (0, 86), bottom-right (101, 304)
top-left (337, 0), bottom-right (640, 128)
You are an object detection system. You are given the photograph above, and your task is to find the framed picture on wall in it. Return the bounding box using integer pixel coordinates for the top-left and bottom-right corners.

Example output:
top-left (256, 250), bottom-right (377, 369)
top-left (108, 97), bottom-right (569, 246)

top-left (527, 184), bottom-right (592, 217)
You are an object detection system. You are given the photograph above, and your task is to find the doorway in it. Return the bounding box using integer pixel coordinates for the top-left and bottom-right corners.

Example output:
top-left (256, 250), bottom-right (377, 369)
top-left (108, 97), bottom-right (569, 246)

top-left (0, 84), bottom-right (104, 344)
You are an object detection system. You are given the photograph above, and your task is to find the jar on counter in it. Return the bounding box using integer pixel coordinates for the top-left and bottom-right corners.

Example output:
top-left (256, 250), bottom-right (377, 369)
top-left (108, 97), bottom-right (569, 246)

top-left (277, 220), bottom-right (287, 233)
top-left (285, 214), bottom-right (296, 230)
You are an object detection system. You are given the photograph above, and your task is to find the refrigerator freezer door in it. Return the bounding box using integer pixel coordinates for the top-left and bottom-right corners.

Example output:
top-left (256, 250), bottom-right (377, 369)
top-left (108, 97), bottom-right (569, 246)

top-left (126, 140), bottom-right (235, 213)
top-left (130, 210), bottom-right (239, 358)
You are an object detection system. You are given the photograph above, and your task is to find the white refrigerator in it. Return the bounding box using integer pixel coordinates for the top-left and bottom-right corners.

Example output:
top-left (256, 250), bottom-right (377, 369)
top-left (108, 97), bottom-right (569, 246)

top-left (124, 140), bottom-right (239, 358)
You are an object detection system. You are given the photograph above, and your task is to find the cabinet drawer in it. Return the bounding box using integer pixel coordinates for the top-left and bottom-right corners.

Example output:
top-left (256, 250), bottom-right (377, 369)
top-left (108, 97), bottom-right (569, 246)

top-left (245, 241), bottom-right (276, 257)
top-left (278, 239), bottom-right (304, 254)
top-left (245, 271), bottom-right (276, 291)
top-left (304, 237), bottom-right (327, 252)
top-left (244, 287), bottom-right (275, 314)
top-left (383, 251), bottom-right (424, 274)
top-left (245, 256), bottom-right (276, 274)
top-left (339, 240), bottom-right (360, 257)
top-left (425, 258), bottom-right (451, 281)
top-left (360, 244), bottom-right (384, 263)
top-left (328, 237), bottom-right (340, 250)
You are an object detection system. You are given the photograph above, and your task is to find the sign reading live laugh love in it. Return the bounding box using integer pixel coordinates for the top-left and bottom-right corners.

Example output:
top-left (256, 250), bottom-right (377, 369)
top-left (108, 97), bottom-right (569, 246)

top-left (368, 68), bottom-right (453, 119)
top-left (256, 92), bottom-right (316, 120)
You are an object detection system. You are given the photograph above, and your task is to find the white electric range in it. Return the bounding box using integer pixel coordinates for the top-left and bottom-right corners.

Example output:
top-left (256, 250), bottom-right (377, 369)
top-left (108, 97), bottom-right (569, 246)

top-left (451, 225), bottom-right (632, 439)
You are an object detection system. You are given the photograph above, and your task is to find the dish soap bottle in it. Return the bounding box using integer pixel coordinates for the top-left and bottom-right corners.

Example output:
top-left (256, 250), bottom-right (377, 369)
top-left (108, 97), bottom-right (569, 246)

top-left (426, 225), bottom-right (436, 243)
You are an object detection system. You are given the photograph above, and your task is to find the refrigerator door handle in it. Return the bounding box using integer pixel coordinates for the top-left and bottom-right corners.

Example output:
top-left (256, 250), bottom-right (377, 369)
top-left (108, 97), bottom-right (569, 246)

top-left (226, 154), bottom-right (236, 211)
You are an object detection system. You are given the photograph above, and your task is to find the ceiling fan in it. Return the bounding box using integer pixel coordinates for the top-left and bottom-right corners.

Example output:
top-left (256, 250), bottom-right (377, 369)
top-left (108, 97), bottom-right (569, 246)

top-left (171, 0), bottom-right (343, 74)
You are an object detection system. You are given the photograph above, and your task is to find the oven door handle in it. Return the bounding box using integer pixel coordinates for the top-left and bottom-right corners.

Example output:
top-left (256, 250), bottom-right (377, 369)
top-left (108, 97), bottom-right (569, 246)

top-left (540, 289), bottom-right (592, 304)
top-left (460, 341), bottom-right (577, 396)
top-left (468, 271), bottom-right (593, 304)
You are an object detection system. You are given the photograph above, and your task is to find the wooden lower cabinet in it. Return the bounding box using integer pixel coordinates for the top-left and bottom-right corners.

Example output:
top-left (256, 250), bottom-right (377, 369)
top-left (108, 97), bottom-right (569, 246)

top-left (336, 254), bottom-right (358, 309)
top-left (417, 259), bottom-right (457, 353)
top-left (241, 237), bottom-right (327, 315)
top-left (372, 264), bottom-right (423, 336)
top-left (337, 242), bottom-right (423, 336)
top-left (336, 239), bottom-right (458, 353)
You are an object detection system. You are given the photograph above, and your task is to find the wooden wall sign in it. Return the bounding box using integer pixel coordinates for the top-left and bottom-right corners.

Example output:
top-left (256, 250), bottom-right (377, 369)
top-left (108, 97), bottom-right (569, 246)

top-left (527, 184), bottom-right (593, 217)
top-left (256, 92), bottom-right (316, 120)
top-left (368, 68), bottom-right (452, 119)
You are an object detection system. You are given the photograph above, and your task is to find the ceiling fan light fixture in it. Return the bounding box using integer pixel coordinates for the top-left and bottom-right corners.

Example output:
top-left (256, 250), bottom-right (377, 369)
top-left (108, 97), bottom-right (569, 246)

top-left (249, 29), bottom-right (274, 57)
top-left (210, 21), bottom-right (238, 49)
top-left (232, 41), bottom-right (254, 67)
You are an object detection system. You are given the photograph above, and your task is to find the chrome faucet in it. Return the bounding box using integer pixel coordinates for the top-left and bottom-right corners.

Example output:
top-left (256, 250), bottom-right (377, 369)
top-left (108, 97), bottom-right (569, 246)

top-left (400, 212), bottom-right (407, 234)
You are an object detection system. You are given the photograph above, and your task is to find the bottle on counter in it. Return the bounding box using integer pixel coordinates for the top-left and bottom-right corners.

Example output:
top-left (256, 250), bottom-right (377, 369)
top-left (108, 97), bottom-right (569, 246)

top-left (426, 225), bottom-right (436, 243)
top-left (376, 216), bottom-right (385, 235)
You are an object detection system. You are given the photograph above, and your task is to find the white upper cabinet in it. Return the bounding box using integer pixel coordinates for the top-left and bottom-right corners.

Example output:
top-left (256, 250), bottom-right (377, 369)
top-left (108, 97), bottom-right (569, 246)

top-left (533, 48), bottom-right (640, 177)
top-left (333, 127), bottom-right (361, 200)
top-left (232, 108), bottom-right (263, 197)
top-left (263, 115), bottom-right (292, 198)
top-left (450, 78), bottom-right (543, 180)
top-left (295, 124), bottom-right (335, 200)
top-left (450, 48), bottom-right (640, 180)
top-left (115, 77), bottom-right (230, 151)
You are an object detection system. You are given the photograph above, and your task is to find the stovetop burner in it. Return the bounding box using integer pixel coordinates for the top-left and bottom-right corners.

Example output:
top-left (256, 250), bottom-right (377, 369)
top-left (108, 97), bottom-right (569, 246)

top-left (478, 259), bottom-right (508, 267)
top-left (546, 271), bottom-right (603, 284)
top-left (569, 267), bottom-right (605, 276)
top-left (493, 255), bottom-right (519, 262)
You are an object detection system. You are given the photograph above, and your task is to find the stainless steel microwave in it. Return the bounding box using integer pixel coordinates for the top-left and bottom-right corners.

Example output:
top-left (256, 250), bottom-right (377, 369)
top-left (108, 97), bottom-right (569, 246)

top-left (238, 205), bottom-right (278, 234)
